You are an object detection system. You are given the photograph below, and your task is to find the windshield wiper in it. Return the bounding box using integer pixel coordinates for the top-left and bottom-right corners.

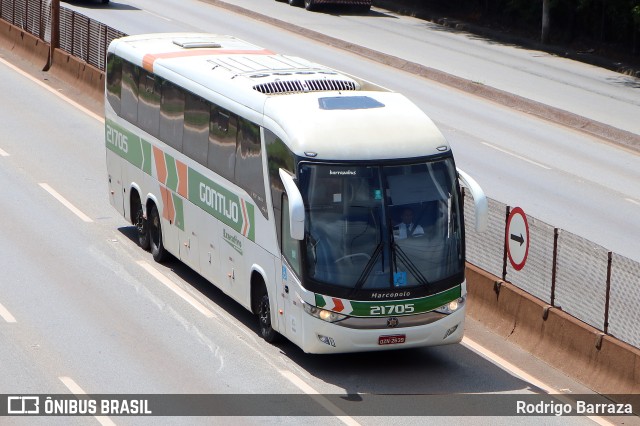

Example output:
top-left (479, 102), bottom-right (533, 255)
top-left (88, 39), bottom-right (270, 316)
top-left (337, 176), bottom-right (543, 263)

top-left (351, 241), bottom-right (383, 294)
top-left (393, 242), bottom-right (430, 286)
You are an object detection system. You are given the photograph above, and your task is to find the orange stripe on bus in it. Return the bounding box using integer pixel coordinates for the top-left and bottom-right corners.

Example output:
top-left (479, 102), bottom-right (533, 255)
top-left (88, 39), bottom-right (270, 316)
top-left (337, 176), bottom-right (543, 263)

top-left (241, 199), bottom-right (249, 236)
top-left (160, 186), bottom-right (175, 222)
top-left (142, 49), bottom-right (275, 72)
top-left (153, 146), bottom-right (168, 185)
top-left (176, 160), bottom-right (188, 198)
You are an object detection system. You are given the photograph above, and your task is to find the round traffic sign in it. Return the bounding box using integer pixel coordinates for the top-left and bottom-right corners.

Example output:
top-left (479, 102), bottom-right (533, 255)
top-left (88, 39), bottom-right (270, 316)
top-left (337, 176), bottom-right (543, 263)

top-left (506, 207), bottom-right (529, 271)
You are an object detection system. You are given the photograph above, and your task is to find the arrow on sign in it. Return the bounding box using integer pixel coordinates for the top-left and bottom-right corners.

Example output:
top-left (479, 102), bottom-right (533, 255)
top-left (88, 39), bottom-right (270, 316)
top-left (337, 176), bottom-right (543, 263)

top-left (510, 233), bottom-right (525, 246)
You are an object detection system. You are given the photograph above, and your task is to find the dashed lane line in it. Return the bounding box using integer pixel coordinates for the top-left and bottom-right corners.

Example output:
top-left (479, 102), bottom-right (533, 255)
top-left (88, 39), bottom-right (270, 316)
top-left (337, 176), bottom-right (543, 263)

top-left (39, 183), bottom-right (93, 223)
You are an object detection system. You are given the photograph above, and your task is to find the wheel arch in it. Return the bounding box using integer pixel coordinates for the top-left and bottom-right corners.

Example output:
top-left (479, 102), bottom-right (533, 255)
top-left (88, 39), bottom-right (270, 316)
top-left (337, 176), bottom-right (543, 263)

top-left (249, 266), bottom-right (269, 315)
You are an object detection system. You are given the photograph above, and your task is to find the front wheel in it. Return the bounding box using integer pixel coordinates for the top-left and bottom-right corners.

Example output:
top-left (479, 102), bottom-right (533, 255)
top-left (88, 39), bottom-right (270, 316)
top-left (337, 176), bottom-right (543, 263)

top-left (258, 292), bottom-right (280, 343)
top-left (149, 204), bottom-right (168, 263)
top-left (289, 0), bottom-right (303, 5)
top-left (304, 0), bottom-right (316, 11)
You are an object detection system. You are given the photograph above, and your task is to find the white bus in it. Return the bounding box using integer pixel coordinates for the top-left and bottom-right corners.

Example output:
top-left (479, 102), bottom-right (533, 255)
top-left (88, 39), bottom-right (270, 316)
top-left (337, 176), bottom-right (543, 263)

top-left (105, 33), bottom-right (487, 354)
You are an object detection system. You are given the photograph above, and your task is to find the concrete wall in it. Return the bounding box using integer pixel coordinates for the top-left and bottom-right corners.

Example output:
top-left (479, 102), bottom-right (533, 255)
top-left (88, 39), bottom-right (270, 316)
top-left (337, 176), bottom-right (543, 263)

top-left (0, 20), bottom-right (49, 68)
top-left (467, 263), bottom-right (640, 400)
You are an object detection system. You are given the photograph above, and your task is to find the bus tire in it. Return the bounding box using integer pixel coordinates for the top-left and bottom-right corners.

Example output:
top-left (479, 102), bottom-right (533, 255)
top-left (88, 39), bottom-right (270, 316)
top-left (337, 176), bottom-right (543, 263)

top-left (149, 204), bottom-right (168, 263)
top-left (304, 0), bottom-right (316, 11)
top-left (132, 194), bottom-right (150, 250)
top-left (257, 290), bottom-right (280, 343)
top-left (289, 0), bottom-right (302, 6)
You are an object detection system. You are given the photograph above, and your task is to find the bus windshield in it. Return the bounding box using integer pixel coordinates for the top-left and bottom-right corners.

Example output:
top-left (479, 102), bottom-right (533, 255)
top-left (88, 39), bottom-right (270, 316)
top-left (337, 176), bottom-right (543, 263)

top-left (298, 157), bottom-right (463, 294)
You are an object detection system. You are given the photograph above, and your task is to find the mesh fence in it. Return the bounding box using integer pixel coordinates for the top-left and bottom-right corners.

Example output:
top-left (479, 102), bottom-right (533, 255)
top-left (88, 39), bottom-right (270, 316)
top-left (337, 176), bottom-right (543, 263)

top-left (464, 190), bottom-right (506, 279)
top-left (0, 0), bottom-right (48, 39)
top-left (608, 253), bottom-right (640, 348)
top-left (505, 215), bottom-right (555, 304)
top-left (58, 5), bottom-right (125, 70)
top-left (548, 231), bottom-right (609, 330)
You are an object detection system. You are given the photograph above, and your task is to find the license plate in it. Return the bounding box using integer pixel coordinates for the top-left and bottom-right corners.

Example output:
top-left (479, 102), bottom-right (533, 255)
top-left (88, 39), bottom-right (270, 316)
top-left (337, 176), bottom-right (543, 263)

top-left (378, 334), bottom-right (406, 345)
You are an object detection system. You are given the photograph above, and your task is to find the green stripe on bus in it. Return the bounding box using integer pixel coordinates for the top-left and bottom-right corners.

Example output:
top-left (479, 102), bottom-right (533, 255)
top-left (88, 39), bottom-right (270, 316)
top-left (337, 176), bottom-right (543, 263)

top-left (188, 168), bottom-right (255, 241)
top-left (164, 153), bottom-right (179, 192)
top-left (314, 286), bottom-right (461, 317)
top-left (105, 119), bottom-right (148, 171)
top-left (172, 193), bottom-right (184, 231)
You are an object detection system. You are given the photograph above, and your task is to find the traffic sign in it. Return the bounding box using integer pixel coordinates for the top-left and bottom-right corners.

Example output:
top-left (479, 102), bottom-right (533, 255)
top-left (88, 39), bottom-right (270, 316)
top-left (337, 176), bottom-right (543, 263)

top-left (506, 207), bottom-right (529, 271)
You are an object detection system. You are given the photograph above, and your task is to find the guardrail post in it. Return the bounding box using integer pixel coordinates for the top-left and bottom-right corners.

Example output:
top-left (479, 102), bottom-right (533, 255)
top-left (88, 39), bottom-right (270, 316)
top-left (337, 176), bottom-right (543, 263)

top-left (604, 251), bottom-right (612, 334)
top-left (502, 206), bottom-right (510, 281)
top-left (550, 227), bottom-right (559, 306)
top-left (45, 0), bottom-right (59, 71)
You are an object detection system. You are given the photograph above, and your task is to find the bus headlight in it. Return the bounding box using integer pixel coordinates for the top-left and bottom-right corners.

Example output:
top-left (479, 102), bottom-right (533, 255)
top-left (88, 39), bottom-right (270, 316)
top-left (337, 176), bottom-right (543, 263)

top-left (434, 297), bottom-right (465, 314)
top-left (303, 303), bottom-right (347, 323)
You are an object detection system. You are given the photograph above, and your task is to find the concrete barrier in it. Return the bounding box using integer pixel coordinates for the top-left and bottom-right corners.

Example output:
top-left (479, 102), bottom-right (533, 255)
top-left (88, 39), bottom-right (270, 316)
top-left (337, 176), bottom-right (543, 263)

top-left (466, 262), bottom-right (640, 399)
top-left (48, 48), bottom-right (104, 103)
top-left (0, 20), bottom-right (49, 69)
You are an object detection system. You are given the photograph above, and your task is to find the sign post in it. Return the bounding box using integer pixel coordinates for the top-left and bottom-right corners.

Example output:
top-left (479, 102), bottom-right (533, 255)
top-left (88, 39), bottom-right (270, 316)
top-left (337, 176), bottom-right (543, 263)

top-left (506, 207), bottom-right (529, 271)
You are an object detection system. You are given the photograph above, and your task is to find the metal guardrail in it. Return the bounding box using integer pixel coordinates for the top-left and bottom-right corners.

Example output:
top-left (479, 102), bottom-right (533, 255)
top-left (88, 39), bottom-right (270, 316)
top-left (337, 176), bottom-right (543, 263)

top-left (2, 0), bottom-right (639, 350)
top-left (59, 6), bottom-right (125, 71)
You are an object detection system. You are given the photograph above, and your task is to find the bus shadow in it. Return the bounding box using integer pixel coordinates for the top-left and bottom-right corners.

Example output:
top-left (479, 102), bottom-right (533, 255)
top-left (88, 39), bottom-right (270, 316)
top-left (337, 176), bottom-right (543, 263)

top-left (62, 0), bottom-right (139, 11)
top-left (118, 225), bottom-right (538, 397)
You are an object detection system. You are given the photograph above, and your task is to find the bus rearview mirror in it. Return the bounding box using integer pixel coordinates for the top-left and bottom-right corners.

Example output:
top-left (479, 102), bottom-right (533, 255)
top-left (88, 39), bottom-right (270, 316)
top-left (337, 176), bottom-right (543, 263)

top-left (457, 168), bottom-right (488, 233)
top-left (279, 169), bottom-right (305, 240)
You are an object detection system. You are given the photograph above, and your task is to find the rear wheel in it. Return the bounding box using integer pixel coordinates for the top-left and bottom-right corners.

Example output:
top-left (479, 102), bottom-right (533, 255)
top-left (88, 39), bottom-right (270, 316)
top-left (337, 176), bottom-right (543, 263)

top-left (149, 204), bottom-right (167, 263)
top-left (132, 195), bottom-right (149, 250)
top-left (304, 0), bottom-right (316, 11)
top-left (289, 0), bottom-right (303, 5)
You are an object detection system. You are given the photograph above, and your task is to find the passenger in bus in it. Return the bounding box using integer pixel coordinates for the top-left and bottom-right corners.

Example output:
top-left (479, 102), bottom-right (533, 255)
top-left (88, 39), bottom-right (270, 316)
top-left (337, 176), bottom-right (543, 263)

top-left (393, 208), bottom-right (424, 239)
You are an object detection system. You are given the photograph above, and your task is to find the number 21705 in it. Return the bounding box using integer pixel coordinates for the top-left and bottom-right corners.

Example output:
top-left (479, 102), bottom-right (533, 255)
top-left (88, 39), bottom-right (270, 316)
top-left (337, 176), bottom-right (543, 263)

top-left (370, 304), bottom-right (415, 316)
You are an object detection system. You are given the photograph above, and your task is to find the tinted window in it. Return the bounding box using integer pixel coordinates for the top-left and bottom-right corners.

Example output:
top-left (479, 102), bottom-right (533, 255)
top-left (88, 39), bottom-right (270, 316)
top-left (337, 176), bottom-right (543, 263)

top-left (137, 70), bottom-right (161, 136)
top-left (160, 80), bottom-right (185, 152)
top-left (106, 53), bottom-right (122, 114)
top-left (236, 118), bottom-right (267, 218)
top-left (183, 93), bottom-right (210, 166)
top-left (207, 105), bottom-right (237, 182)
top-left (121, 61), bottom-right (139, 124)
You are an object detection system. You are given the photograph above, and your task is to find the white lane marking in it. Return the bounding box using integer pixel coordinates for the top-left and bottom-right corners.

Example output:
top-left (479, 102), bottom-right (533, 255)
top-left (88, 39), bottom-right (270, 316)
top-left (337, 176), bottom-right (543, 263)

top-left (625, 198), bottom-right (640, 206)
top-left (0, 147), bottom-right (9, 157)
top-left (143, 9), bottom-right (172, 21)
top-left (0, 301), bottom-right (17, 323)
top-left (462, 337), bottom-right (615, 426)
top-left (59, 376), bottom-right (116, 426)
top-left (136, 260), bottom-right (216, 318)
top-left (482, 142), bottom-right (552, 170)
top-left (0, 57), bottom-right (104, 123)
top-left (38, 183), bottom-right (93, 223)
top-left (279, 370), bottom-right (361, 426)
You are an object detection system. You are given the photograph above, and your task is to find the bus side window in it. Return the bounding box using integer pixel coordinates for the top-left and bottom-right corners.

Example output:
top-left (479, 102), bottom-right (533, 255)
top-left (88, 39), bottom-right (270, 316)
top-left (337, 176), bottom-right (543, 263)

top-left (137, 70), bottom-right (161, 137)
top-left (121, 61), bottom-right (139, 125)
top-left (106, 53), bottom-right (122, 115)
top-left (236, 117), bottom-right (267, 218)
top-left (159, 80), bottom-right (185, 152)
top-left (183, 92), bottom-right (210, 166)
top-left (207, 106), bottom-right (237, 182)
